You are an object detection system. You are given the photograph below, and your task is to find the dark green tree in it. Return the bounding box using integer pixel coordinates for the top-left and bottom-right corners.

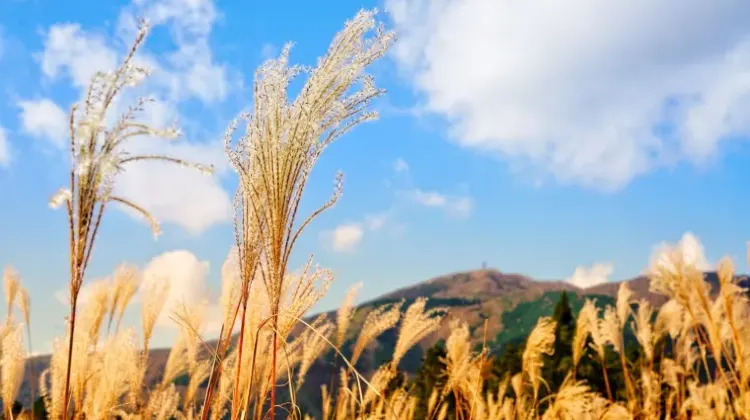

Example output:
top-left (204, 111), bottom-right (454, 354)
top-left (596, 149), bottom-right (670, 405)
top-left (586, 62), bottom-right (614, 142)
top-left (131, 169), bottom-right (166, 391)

top-left (542, 291), bottom-right (575, 395)
top-left (406, 292), bottom-right (654, 416)
top-left (488, 339), bottom-right (524, 395)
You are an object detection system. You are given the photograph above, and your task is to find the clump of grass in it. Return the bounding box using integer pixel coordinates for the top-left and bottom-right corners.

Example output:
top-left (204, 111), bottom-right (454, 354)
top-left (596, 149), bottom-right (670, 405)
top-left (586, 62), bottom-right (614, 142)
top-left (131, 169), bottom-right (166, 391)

top-left (1, 322), bottom-right (25, 419)
top-left (221, 7), bottom-right (394, 419)
top-left (1, 267), bottom-right (31, 420)
top-left (46, 17), bottom-right (214, 420)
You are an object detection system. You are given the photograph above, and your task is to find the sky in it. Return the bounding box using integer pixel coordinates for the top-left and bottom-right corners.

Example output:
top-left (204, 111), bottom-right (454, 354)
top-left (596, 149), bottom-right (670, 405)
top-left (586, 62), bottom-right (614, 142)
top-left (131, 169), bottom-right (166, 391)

top-left (2, 0), bottom-right (750, 352)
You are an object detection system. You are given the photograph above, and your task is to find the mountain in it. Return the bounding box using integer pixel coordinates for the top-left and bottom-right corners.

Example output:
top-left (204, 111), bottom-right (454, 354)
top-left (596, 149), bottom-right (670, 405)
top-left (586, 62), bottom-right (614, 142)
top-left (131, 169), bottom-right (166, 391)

top-left (16, 268), bottom-right (748, 409)
top-left (351, 268), bottom-right (729, 349)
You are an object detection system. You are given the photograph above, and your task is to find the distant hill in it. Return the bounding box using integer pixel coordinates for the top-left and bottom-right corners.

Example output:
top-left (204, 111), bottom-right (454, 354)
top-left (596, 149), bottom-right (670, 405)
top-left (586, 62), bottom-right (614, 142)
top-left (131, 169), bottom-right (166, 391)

top-left (349, 268), bottom-right (747, 350)
top-left (17, 268), bottom-right (748, 408)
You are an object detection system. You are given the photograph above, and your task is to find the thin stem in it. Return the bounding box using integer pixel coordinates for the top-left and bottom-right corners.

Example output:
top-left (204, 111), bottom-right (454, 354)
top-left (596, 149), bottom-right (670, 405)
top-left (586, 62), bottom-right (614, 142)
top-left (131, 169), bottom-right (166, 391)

top-left (269, 328), bottom-right (278, 420)
top-left (199, 323), bottom-right (225, 420)
top-left (619, 350), bottom-right (634, 403)
top-left (327, 354), bottom-right (339, 405)
top-left (61, 294), bottom-right (78, 420)
top-left (231, 300), bottom-right (248, 420)
top-left (245, 316), bottom-right (274, 420)
top-left (601, 354), bottom-right (613, 401)
top-left (25, 323), bottom-right (35, 419)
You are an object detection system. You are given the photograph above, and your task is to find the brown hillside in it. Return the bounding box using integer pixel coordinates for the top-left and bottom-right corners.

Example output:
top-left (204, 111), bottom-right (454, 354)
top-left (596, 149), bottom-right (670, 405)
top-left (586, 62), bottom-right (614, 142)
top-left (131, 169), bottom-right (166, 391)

top-left (380, 269), bottom-right (580, 301)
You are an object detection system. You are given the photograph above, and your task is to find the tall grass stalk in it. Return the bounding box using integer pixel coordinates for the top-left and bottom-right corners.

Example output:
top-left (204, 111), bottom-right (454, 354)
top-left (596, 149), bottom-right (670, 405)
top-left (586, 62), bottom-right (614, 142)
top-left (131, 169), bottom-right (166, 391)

top-left (223, 8), bottom-right (394, 419)
top-left (48, 19), bottom-right (213, 420)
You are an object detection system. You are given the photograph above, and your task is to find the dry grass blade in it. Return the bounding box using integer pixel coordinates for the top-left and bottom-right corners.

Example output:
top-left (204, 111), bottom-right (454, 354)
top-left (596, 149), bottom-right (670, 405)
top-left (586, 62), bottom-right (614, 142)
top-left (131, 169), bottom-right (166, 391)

top-left (3, 267), bottom-right (20, 321)
top-left (522, 317), bottom-right (557, 401)
top-left (392, 298), bottom-right (447, 368)
top-left (46, 16), bottom-right (217, 420)
top-left (1, 324), bottom-right (25, 419)
top-left (223, 8), bottom-right (394, 419)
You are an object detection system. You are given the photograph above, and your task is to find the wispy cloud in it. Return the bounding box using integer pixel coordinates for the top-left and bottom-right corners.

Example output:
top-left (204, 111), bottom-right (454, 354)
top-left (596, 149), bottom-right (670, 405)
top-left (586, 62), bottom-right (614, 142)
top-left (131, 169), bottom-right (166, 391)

top-left (17, 99), bottom-right (68, 147)
top-left (38, 23), bottom-right (118, 88)
top-left (408, 188), bottom-right (474, 219)
top-left (393, 157), bottom-right (409, 174)
top-left (388, 158), bottom-right (474, 219)
top-left (364, 211), bottom-right (389, 231)
top-left (321, 210), bottom-right (393, 253)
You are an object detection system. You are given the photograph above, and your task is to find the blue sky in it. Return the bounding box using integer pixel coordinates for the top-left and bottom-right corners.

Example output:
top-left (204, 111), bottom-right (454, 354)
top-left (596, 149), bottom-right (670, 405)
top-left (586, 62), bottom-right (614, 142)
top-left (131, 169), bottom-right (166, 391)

top-left (2, 0), bottom-right (750, 351)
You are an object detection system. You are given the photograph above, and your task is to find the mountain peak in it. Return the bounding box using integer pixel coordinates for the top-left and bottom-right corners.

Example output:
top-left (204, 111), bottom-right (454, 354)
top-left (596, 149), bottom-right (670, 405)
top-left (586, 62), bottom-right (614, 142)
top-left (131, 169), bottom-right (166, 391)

top-left (378, 268), bottom-right (582, 302)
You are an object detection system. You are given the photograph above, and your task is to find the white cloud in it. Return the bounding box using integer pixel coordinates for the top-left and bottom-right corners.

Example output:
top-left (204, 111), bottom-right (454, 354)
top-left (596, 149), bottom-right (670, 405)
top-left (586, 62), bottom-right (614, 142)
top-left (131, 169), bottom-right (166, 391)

top-left (122, 0), bottom-right (218, 39)
top-left (166, 40), bottom-right (228, 103)
top-left (409, 188), bottom-right (473, 219)
top-left (566, 262), bottom-right (614, 289)
top-left (649, 231), bottom-right (711, 273)
top-left (139, 250), bottom-right (211, 328)
top-left (411, 189), bottom-right (447, 207)
top-left (324, 223), bottom-right (364, 253)
top-left (17, 99), bottom-right (68, 147)
top-left (118, 0), bottom-right (232, 104)
top-left (393, 157), bottom-right (409, 174)
top-left (387, 0), bottom-right (750, 190)
top-left (112, 106), bottom-right (233, 235)
top-left (0, 126), bottom-right (10, 167)
top-left (29, 0), bottom-right (234, 234)
top-left (39, 23), bottom-right (118, 87)
top-left (322, 210), bottom-right (394, 253)
top-left (39, 0), bottom-right (230, 105)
